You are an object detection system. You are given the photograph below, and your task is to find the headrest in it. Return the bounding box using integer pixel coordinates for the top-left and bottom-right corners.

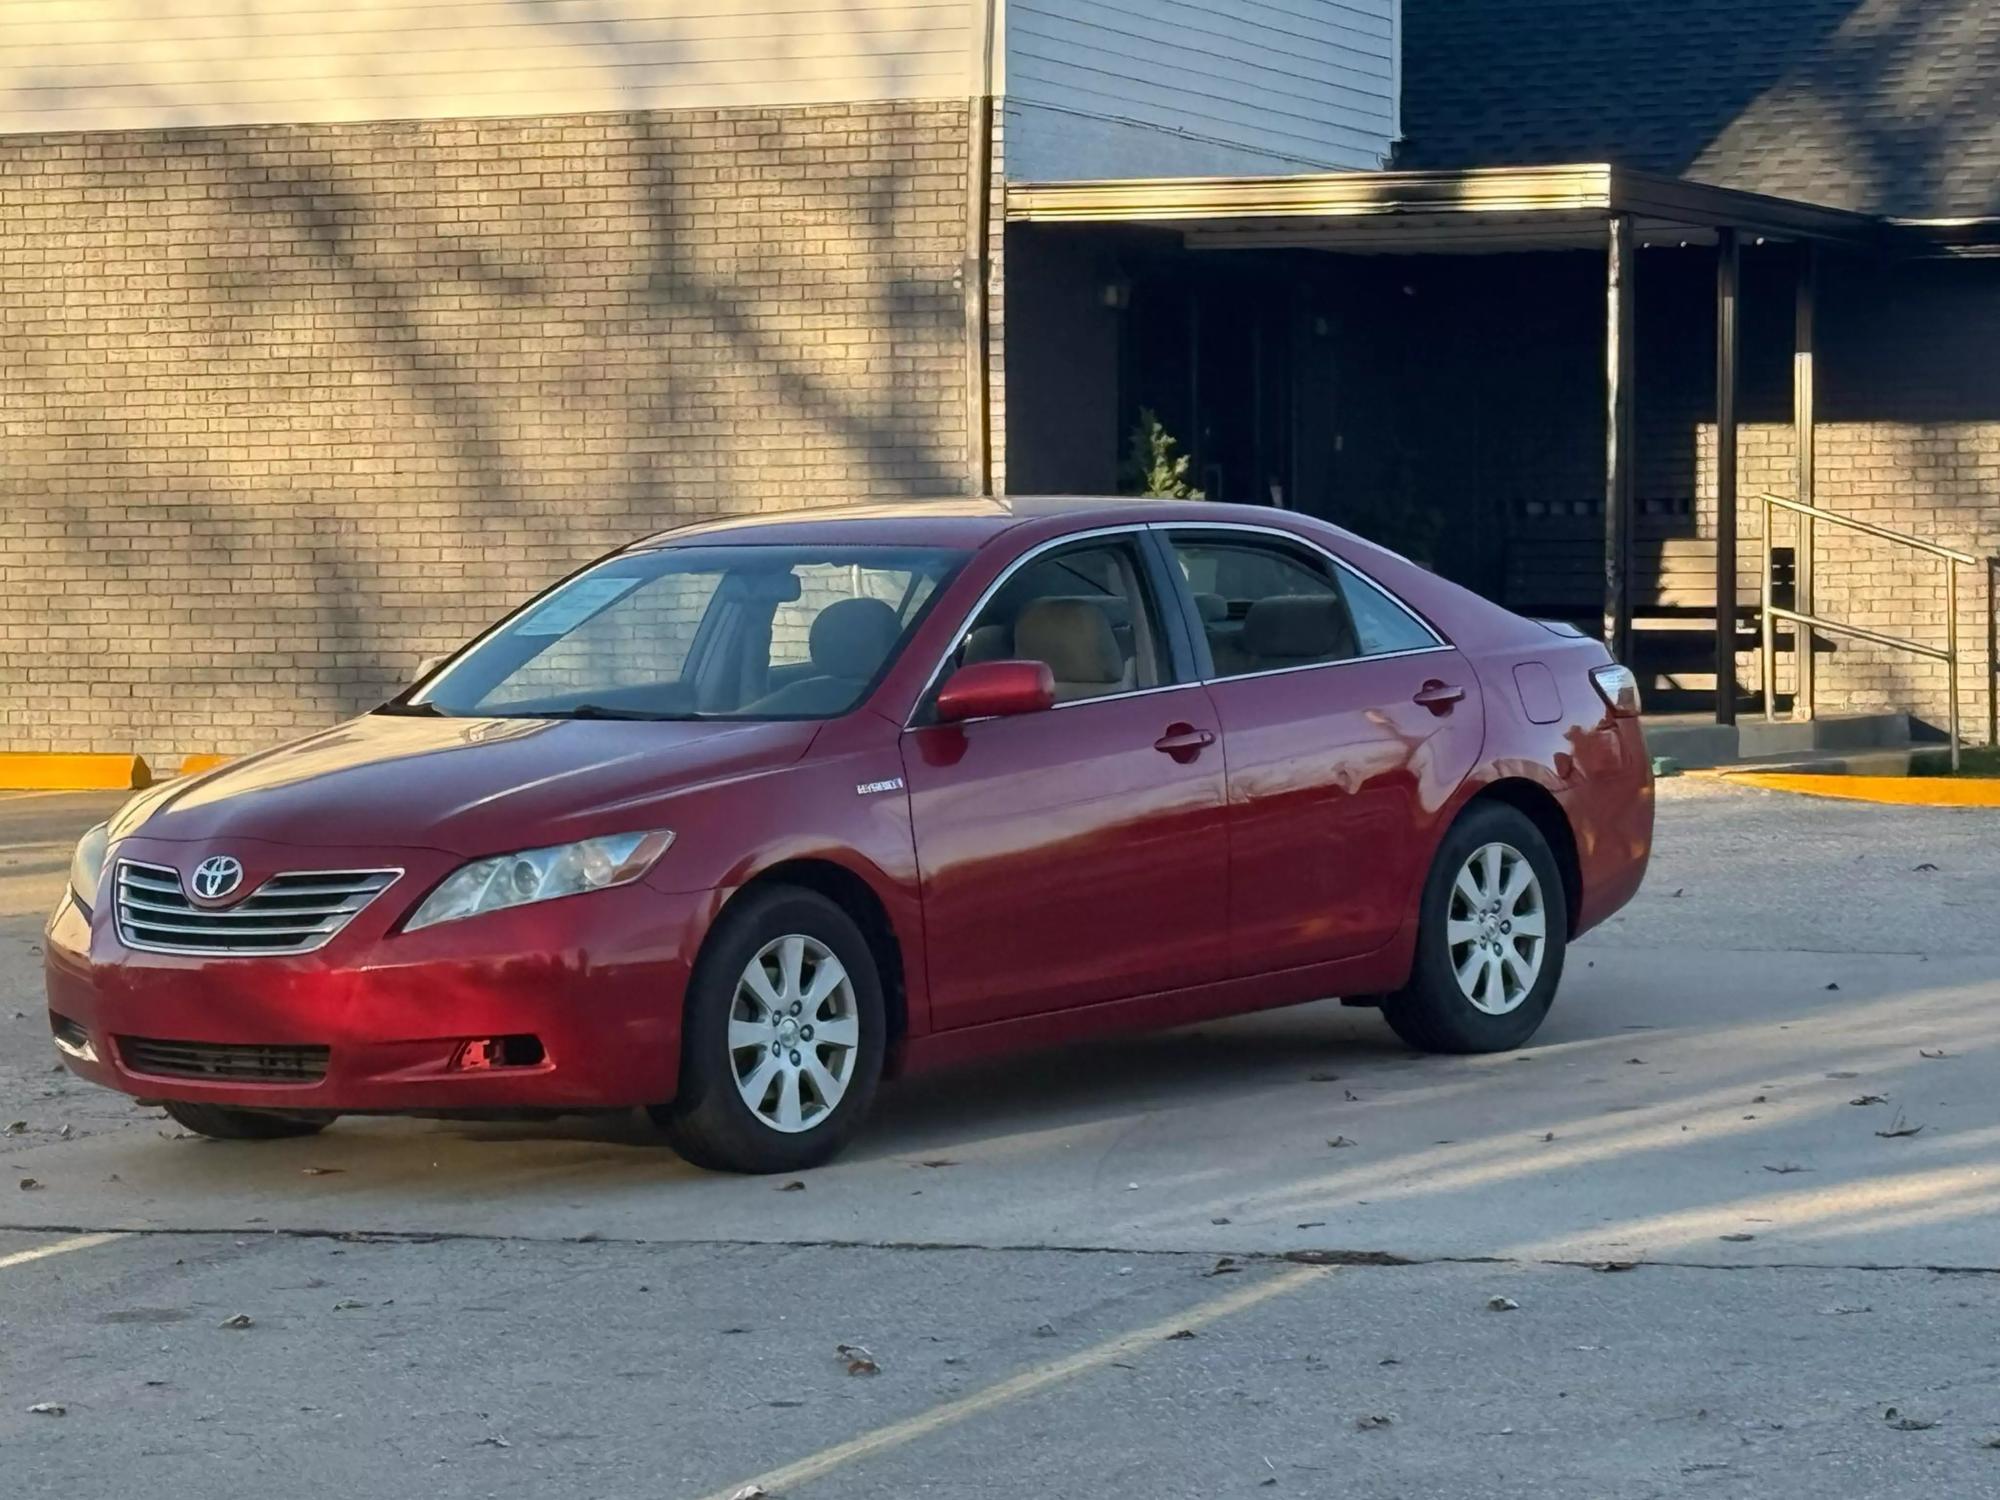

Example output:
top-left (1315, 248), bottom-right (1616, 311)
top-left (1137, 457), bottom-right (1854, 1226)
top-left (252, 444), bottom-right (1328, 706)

top-left (1192, 592), bottom-right (1229, 623)
top-left (810, 597), bottom-right (902, 680)
top-left (1014, 598), bottom-right (1124, 685)
top-left (1243, 594), bottom-right (1356, 662)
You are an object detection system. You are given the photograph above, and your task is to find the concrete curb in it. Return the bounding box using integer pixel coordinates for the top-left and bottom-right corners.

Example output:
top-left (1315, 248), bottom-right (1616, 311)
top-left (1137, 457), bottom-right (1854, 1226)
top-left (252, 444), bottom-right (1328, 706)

top-left (1725, 770), bottom-right (2000, 807)
top-left (0, 753), bottom-right (151, 791)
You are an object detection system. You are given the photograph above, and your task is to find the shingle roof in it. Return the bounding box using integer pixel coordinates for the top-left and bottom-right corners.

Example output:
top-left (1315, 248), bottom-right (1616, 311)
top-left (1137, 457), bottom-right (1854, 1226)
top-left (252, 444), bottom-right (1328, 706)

top-left (1398, 0), bottom-right (2000, 220)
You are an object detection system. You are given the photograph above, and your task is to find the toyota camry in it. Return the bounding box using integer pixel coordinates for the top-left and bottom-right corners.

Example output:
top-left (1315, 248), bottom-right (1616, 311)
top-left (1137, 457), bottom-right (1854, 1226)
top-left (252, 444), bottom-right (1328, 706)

top-left (47, 498), bottom-right (1652, 1173)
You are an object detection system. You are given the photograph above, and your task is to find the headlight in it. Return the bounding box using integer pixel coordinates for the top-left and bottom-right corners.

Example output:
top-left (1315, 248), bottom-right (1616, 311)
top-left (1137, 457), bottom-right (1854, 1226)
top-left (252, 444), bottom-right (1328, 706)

top-left (69, 823), bottom-right (112, 910)
top-left (404, 831), bottom-right (675, 932)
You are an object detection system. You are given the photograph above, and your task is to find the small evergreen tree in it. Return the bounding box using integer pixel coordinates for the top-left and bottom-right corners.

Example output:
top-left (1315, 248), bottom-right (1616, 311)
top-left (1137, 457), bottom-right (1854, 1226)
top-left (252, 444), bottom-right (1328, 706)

top-left (1121, 409), bottom-right (1204, 499)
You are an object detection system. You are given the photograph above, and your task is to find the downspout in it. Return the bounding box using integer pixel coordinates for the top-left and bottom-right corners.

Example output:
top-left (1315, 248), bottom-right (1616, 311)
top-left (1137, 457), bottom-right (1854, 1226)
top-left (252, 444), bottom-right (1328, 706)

top-left (963, 0), bottom-right (999, 496)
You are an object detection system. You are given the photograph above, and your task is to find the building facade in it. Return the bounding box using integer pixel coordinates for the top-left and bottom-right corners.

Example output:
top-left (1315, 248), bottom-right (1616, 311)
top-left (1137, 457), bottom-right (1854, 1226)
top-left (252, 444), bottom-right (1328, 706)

top-left (0, 1), bottom-right (1399, 759)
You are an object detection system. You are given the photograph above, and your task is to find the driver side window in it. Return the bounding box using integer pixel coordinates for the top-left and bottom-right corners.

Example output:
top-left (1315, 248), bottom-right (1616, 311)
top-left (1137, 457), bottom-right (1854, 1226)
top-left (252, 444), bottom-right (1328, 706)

top-left (957, 539), bottom-right (1164, 705)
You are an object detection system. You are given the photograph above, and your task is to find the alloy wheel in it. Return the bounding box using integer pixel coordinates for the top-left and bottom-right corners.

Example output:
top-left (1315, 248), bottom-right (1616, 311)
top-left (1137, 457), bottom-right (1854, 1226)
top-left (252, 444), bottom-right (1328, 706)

top-left (728, 934), bottom-right (861, 1134)
top-left (1445, 841), bottom-right (1547, 1016)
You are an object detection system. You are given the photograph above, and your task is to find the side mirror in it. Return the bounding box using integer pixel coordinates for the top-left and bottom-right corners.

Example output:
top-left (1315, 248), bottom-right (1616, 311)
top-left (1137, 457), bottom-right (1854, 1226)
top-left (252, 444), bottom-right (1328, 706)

top-left (936, 660), bottom-right (1056, 724)
top-left (412, 654), bottom-right (445, 684)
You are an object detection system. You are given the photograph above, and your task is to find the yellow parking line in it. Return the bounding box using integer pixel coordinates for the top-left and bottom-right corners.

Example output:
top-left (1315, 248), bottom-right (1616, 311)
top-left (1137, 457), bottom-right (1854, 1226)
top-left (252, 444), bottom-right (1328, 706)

top-left (695, 1262), bottom-right (1328, 1500)
top-left (0, 1232), bottom-right (127, 1272)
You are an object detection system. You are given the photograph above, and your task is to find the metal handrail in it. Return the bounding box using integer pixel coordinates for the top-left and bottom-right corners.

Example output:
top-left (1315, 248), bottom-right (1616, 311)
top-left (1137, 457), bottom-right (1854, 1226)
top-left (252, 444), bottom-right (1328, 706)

top-left (1762, 492), bottom-right (1977, 565)
top-left (1758, 493), bottom-right (1973, 770)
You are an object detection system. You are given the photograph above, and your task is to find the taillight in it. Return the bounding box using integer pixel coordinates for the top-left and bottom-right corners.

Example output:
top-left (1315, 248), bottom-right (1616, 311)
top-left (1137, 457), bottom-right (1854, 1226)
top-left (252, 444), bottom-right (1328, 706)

top-left (1590, 663), bottom-right (1643, 718)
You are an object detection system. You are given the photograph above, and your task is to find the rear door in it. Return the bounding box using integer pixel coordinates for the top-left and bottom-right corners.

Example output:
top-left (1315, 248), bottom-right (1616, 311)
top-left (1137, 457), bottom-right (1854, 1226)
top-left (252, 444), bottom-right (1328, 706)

top-left (901, 530), bottom-right (1230, 1028)
top-left (1160, 526), bottom-right (1484, 974)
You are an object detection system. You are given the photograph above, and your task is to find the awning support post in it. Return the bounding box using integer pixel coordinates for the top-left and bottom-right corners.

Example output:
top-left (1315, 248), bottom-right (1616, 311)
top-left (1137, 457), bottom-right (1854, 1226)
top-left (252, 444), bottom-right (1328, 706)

top-left (1604, 214), bottom-right (1636, 667)
top-left (1714, 228), bottom-right (1740, 725)
top-left (1793, 244), bottom-right (1818, 719)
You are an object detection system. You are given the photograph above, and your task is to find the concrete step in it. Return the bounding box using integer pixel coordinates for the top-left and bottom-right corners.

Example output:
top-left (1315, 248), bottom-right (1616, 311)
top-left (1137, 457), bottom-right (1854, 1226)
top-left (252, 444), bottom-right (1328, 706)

top-left (1641, 712), bottom-right (1914, 772)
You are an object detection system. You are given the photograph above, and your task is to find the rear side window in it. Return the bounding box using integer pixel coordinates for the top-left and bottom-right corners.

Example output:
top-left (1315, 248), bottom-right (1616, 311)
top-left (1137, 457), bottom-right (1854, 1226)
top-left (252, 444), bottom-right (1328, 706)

top-left (1165, 532), bottom-right (1441, 680)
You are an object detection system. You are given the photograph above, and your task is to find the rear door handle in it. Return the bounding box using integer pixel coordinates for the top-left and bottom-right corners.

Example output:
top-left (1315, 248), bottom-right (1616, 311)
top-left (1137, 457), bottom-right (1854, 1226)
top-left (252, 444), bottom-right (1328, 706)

top-left (1413, 681), bottom-right (1467, 714)
top-left (1154, 724), bottom-right (1216, 758)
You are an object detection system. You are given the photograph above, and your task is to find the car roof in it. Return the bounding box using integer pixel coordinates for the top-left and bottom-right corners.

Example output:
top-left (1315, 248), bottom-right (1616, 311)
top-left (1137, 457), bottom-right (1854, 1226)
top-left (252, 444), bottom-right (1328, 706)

top-left (627, 495), bottom-right (1318, 551)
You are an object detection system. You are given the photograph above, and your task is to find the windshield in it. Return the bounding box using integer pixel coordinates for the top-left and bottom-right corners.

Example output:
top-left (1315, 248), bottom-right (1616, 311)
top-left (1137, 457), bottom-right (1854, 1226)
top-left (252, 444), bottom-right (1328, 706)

top-left (399, 544), bottom-right (968, 721)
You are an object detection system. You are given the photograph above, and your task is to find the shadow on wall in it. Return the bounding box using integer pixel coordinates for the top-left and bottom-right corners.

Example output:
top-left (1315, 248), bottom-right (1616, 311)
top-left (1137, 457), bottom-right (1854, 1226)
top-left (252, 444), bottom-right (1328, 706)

top-left (1, 93), bottom-right (970, 754)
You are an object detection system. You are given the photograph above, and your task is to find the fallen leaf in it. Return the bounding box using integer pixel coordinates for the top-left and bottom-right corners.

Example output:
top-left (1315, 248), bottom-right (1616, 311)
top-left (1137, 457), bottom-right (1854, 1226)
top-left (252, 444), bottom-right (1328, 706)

top-left (1296, 1220), bottom-right (1327, 1229)
top-left (1850, 1095), bottom-right (1888, 1106)
top-left (1542, 1131), bottom-right (1556, 1143)
top-left (729, 1487), bottom-right (768, 1500)
top-left (1821, 1305), bottom-right (1871, 1316)
top-left (57, 1124), bottom-right (71, 1140)
top-left (301, 1166), bottom-right (344, 1177)
top-left (1886, 1413), bottom-right (1938, 1432)
top-left (1914, 862), bottom-right (1939, 872)
top-left (4, 1120), bottom-right (25, 1135)
top-left (1625, 1057), bottom-right (1645, 1065)
top-left (1343, 1089), bottom-right (1361, 1102)
top-left (1980, 1435), bottom-right (2000, 1449)
top-left (1487, 1296), bottom-right (1519, 1312)
top-left (332, 1300), bottom-right (365, 1311)
top-left (1824, 982), bottom-right (1840, 992)
top-left (1921, 1049), bottom-right (1950, 1060)
top-left (1763, 1163), bottom-right (1813, 1174)
top-left (1720, 1233), bottom-right (1756, 1243)
top-left (1210, 1216), bottom-right (1232, 1226)
top-left (1594, 1261), bottom-right (1638, 1273)
top-left (1165, 1329), bottom-right (1198, 1341)
top-left (917, 1159), bottom-right (958, 1170)
top-left (1876, 1113), bottom-right (1926, 1139)
top-left (18, 1177), bottom-right (41, 1191)
top-left (1326, 1136), bottom-right (1356, 1149)
top-left (1207, 1257), bottom-right (1242, 1277)
top-left (835, 1342), bottom-right (879, 1375)
top-left (1033, 1322), bottom-right (1056, 1337)
top-left (219, 1314), bottom-right (254, 1330)
top-left (1355, 1413), bottom-right (1396, 1430)
top-left (473, 1436), bottom-right (511, 1449)
top-left (27, 1402), bottom-right (66, 1416)
top-left (1751, 1095), bottom-right (1769, 1104)
top-left (777, 1181), bottom-right (806, 1192)
top-left (1669, 888), bottom-right (1685, 898)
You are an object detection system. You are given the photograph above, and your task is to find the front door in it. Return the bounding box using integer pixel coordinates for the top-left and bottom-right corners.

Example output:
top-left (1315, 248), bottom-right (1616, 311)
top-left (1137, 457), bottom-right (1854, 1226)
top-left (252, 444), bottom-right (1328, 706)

top-left (1161, 528), bottom-right (1485, 975)
top-left (901, 534), bottom-right (1230, 1029)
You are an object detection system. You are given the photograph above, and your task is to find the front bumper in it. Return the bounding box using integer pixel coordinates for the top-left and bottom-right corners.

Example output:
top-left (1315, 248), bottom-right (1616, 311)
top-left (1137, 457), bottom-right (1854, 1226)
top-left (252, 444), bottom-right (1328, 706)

top-left (45, 837), bottom-right (709, 1115)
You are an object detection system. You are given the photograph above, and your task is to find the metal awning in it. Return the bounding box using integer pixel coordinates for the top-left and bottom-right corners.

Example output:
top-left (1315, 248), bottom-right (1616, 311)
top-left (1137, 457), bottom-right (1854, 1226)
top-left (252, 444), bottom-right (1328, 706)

top-left (1006, 164), bottom-right (1890, 255)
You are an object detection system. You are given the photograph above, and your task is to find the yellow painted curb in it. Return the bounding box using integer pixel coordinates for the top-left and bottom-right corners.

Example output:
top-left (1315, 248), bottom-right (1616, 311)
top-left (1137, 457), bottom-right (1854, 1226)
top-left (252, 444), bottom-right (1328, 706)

top-left (0, 752), bottom-right (151, 791)
top-left (1727, 771), bottom-right (2000, 807)
top-left (178, 753), bottom-right (233, 776)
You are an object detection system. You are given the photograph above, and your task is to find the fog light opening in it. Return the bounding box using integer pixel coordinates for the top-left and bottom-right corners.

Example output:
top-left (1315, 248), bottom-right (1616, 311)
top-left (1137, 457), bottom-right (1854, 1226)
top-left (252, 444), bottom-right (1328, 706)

top-left (452, 1035), bottom-right (546, 1072)
top-left (49, 1014), bottom-right (98, 1064)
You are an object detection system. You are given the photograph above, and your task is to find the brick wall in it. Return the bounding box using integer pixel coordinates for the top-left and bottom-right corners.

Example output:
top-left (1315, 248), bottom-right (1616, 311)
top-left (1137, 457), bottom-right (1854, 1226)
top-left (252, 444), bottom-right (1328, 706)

top-left (0, 100), bottom-right (976, 758)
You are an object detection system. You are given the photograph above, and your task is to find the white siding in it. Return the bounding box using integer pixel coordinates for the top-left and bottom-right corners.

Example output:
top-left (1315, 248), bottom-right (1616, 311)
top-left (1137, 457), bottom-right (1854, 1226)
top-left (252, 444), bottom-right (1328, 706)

top-left (1004, 0), bottom-right (1398, 180)
top-left (0, 0), bottom-right (978, 135)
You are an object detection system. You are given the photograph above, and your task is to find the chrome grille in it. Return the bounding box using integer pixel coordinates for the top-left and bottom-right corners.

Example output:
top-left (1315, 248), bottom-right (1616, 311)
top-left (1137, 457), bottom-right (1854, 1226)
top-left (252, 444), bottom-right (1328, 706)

top-left (114, 860), bottom-right (400, 956)
top-left (118, 1036), bottom-right (329, 1083)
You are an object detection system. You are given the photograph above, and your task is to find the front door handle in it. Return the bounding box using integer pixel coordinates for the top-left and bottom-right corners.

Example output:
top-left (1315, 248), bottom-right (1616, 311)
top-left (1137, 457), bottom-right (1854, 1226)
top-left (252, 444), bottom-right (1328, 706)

top-left (1154, 724), bottom-right (1216, 760)
top-left (1413, 680), bottom-right (1466, 715)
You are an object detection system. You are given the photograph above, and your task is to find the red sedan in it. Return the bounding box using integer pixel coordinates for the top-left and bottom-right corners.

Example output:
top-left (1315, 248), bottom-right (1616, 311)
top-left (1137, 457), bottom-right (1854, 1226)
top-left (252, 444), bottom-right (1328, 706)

top-left (47, 498), bottom-right (1652, 1173)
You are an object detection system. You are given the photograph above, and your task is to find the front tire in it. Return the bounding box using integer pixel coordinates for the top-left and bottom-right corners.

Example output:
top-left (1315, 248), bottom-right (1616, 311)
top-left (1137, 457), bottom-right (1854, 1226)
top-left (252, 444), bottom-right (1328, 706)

top-left (1381, 802), bottom-right (1569, 1054)
top-left (653, 886), bottom-right (886, 1174)
top-left (161, 1101), bottom-right (330, 1140)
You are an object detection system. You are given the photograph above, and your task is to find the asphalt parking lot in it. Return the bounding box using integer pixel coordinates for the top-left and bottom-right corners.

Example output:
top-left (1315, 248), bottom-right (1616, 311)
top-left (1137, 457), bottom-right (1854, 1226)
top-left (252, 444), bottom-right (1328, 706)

top-left (4, 780), bottom-right (2000, 1497)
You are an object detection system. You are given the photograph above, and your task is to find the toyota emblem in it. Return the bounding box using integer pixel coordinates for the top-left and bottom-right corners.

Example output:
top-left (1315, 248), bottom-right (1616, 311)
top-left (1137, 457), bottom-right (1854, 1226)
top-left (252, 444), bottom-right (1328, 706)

top-left (190, 855), bottom-right (245, 902)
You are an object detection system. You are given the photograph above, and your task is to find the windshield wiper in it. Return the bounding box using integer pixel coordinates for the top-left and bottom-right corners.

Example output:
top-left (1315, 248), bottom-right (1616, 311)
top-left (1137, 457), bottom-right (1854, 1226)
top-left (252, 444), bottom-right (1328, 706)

top-left (512, 704), bottom-right (707, 722)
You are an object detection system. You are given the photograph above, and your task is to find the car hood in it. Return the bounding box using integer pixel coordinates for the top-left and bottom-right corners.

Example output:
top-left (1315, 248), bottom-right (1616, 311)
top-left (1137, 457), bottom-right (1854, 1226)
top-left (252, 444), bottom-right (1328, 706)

top-left (113, 712), bottom-right (820, 856)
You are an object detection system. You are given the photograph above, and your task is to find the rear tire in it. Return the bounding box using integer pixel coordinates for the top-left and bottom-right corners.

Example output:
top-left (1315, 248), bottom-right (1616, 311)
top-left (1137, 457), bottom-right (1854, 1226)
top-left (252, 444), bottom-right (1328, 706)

top-left (652, 886), bottom-right (886, 1174)
top-left (1381, 802), bottom-right (1569, 1054)
top-left (161, 1101), bottom-right (330, 1141)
